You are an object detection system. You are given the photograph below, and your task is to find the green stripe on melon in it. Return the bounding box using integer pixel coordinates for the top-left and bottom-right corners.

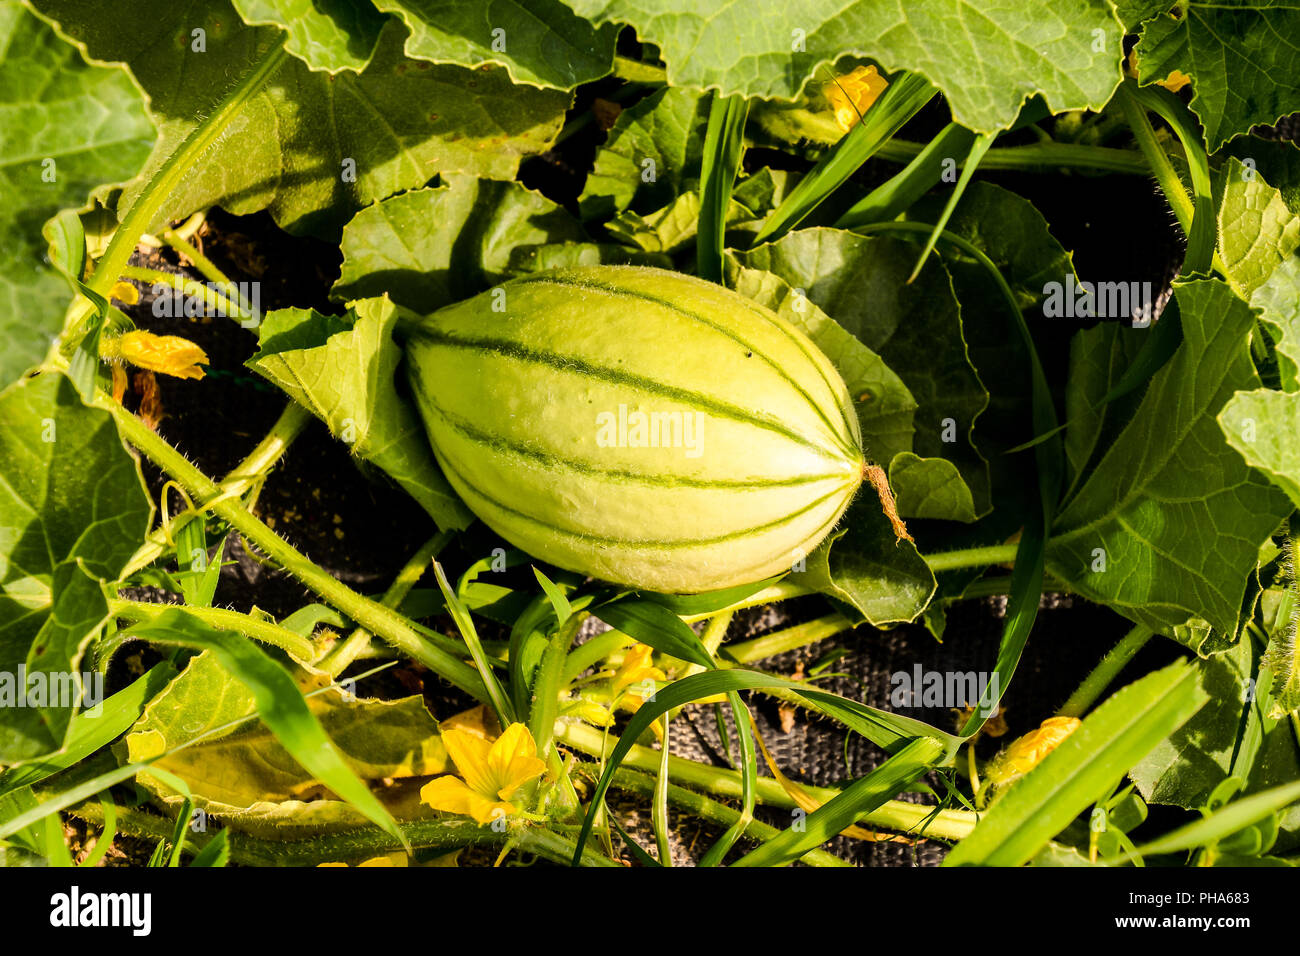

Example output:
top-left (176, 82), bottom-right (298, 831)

top-left (405, 265), bottom-right (865, 593)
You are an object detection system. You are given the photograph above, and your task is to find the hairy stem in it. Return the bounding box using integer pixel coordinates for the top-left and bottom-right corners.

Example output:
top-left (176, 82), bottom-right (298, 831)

top-left (99, 395), bottom-right (486, 701)
top-left (109, 598), bottom-right (316, 662)
top-left (1057, 624), bottom-right (1154, 718)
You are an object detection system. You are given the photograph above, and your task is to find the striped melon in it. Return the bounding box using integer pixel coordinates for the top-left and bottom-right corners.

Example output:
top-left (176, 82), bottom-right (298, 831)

top-left (404, 266), bottom-right (865, 593)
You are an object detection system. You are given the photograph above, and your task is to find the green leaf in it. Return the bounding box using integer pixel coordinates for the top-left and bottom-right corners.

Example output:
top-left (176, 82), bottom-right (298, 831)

top-left (1135, 4), bottom-right (1300, 151)
top-left (229, 0), bottom-right (387, 72)
top-left (121, 610), bottom-right (409, 844)
top-left (375, 0), bottom-right (618, 90)
top-left (945, 662), bottom-right (1207, 866)
top-left (561, 0), bottom-right (1122, 133)
top-left (0, 1), bottom-right (153, 385)
top-left (1062, 322), bottom-right (1145, 490)
top-left (578, 87), bottom-right (708, 221)
top-left (124, 651), bottom-right (446, 838)
top-left (1115, 0), bottom-right (1173, 30)
top-left (593, 598), bottom-right (714, 669)
top-left (1049, 280), bottom-right (1293, 635)
top-left (1125, 779), bottom-right (1300, 863)
top-left (1254, 254), bottom-right (1300, 392)
top-left (0, 372), bottom-right (152, 762)
top-left (734, 229), bottom-right (989, 519)
top-left (886, 453), bottom-right (977, 523)
top-left (249, 297), bottom-right (473, 530)
top-left (0, 663), bottom-right (175, 796)
top-left (727, 263), bottom-right (916, 466)
top-left (332, 177), bottom-right (585, 313)
top-left (32, 0), bottom-right (569, 236)
top-left (791, 498), bottom-right (937, 627)
top-left (1217, 158), bottom-right (1300, 299)
top-left (1130, 638), bottom-right (1254, 810)
top-left (1219, 388), bottom-right (1300, 511)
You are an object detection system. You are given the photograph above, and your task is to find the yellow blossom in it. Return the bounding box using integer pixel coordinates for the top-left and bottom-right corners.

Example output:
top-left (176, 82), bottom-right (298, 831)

top-left (612, 643), bottom-right (665, 697)
top-left (110, 281), bottom-right (139, 305)
top-left (317, 853), bottom-right (408, 867)
top-left (825, 65), bottom-right (888, 132)
top-left (996, 716), bottom-right (1081, 779)
top-left (420, 722), bottom-right (547, 824)
top-left (611, 642), bottom-right (667, 712)
top-left (1157, 69), bottom-right (1192, 93)
top-left (1124, 49), bottom-right (1191, 93)
top-left (105, 330), bottom-right (208, 380)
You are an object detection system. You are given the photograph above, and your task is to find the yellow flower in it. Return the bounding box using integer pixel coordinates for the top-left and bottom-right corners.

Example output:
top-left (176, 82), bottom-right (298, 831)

top-left (110, 281), bottom-right (140, 305)
top-left (420, 722), bottom-right (547, 824)
top-left (611, 642), bottom-right (668, 712)
top-left (105, 330), bottom-right (208, 380)
top-left (825, 65), bottom-right (889, 132)
top-left (317, 853), bottom-right (408, 867)
top-left (612, 643), bottom-right (665, 697)
top-left (1124, 50), bottom-right (1191, 92)
top-left (997, 716), bottom-right (1081, 778)
top-left (1157, 69), bottom-right (1192, 93)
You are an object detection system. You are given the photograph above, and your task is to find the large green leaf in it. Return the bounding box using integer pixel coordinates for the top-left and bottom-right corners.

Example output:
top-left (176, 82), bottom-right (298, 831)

top-left (734, 229), bottom-right (989, 520)
top-left (791, 498), bottom-right (937, 626)
top-left (0, 372), bottom-right (151, 762)
top-left (121, 609), bottom-right (407, 843)
top-left (232, 0), bottom-right (619, 88)
top-left (1049, 279), bottom-right (1293, 636)
top-left (560, 0), bottom-right (1122, 133)
top-left (945, 662), bottom-right (1207, 866)
top-left (1217, 158), bottom-right (1300, 299)
top-left (1129, 638), bottom-right (1253, 809)
top-left (376, 0), bottom-right (617, 90)
top-left (249, 298), bottom-right (473, 530)
top-left (229, 0), bottom-right (388, 73)
top-left (727, 264), bottom-right (916, 466)
top-left (1219, 388), bottom-right (1300, 511)
top-left (332, 176), bottom-right (585, 313)
top-left (31, 0), bottom-right (570, 237)
top-left (579, 87), bottom-right (708, 220)
top-left (125, 650), bottom-right (447, 836)
top-left (1135, 3), bottom-right (1300, 151)
top-left (1254, 254), bottom-right (1300, 391)
top-left (0, 0), bottom-right (154, 385)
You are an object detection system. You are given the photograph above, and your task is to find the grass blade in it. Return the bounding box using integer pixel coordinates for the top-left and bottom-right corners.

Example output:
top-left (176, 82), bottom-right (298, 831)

top-left (906, 131), bottom-right (996, 282)
top-left (435, 560), bottom-right (514, 727)
top-left (754, 72), bottom-right (936, 245)
top-left (570, 667), bottom-right (960, 863)
top-left (593, 598), bottom-right (715, 669)
top-left (0, 663), bottom-right (176, 796)
top-left (733, 736), bottom-right (945, 866)
top-left (944, 662), bottom-right (1206, 866)
top-left (1120, 779), bottom-right (1300, 863)
top-left (697, 93), bottom-right (750, 282)
top-left (835, 121), bottom-right (978, 228)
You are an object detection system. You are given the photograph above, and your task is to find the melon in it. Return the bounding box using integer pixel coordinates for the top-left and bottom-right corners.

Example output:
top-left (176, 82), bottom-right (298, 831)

top-left (405, 266), bottom-right (865, 593)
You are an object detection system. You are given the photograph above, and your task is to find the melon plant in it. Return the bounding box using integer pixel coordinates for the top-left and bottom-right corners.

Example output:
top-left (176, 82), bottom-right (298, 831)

top-left (4, 0), bottom-right (1300, 885)
top-left (404, 266), bottom-right (866, 592)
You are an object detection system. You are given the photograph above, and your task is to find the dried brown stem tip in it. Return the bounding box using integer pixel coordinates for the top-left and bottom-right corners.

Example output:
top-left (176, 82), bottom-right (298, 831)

top-left (863, 463), bottom-right (912, 544)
